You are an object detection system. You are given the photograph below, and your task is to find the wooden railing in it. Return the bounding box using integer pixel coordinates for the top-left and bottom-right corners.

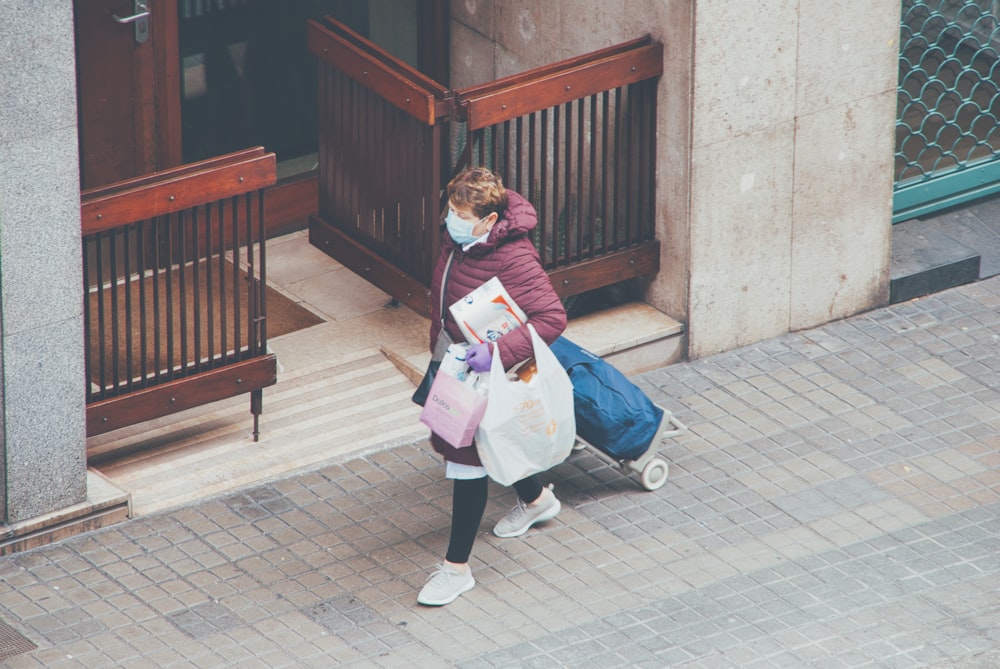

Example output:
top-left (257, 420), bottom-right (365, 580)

top-left (454, 36), bottom-right (663, 298)
top-left (81, 148), bottom-right (278, 445)
top-left (308, 19), bottom-right (663, 316)
top-left (307, 16), bottom-right (452, 316)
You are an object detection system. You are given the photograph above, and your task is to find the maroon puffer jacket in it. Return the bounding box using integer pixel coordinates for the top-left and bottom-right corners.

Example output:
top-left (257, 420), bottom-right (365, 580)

top-left (427, 190), bottom-right (567, 467)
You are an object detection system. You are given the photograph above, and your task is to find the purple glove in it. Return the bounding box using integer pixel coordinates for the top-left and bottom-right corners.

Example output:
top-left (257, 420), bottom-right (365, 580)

top-left (465, 342), bottom-right (493, 372)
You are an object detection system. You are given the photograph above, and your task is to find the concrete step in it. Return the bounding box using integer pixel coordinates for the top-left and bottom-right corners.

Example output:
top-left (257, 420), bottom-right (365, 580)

top-left (91, 347), bottom-right (427, 516)
top-left (0, 470), bottom-right (130, 555)
top-left (389, 301), bottom-right (685, 382)
top-left (90, 302), bottom-right (683, 518)
top-left (890, 218), bottom-right (982, 304)
top-left (562, 301), bottom-right (685, 376)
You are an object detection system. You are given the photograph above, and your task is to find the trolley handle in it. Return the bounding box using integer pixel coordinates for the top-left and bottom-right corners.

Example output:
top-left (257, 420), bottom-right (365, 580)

top-left (657, 409), bottom-right (687, 439)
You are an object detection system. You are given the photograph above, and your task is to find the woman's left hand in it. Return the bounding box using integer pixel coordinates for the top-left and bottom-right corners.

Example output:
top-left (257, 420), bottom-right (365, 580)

top-left (466, 342), bottom-right (492, 372)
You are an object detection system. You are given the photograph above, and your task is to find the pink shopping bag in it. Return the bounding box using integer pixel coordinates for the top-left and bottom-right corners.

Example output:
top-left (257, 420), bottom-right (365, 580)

top-left (419, 372), bottom-right (488, 448)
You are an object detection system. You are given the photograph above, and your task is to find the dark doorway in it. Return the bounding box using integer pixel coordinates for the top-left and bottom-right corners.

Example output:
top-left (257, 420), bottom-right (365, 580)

top-left (76, 0), bottom-right (448, 231)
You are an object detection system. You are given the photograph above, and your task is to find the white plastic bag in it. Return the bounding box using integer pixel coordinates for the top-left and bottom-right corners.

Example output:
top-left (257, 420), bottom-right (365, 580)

top-left (474, 324), bottom-right (576, 486)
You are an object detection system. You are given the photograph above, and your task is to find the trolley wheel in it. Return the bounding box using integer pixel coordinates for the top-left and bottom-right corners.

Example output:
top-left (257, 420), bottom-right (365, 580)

top-left (640, 458), bottom-right (669, 491)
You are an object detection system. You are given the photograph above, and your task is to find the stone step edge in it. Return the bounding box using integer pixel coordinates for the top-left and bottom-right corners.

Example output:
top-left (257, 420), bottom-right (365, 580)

top-left (890, 219), bottom-right (981, 304)
top-left (382, 301), bottom-right (686, 382)
top-left (1, 470), bottom-right (131, 555)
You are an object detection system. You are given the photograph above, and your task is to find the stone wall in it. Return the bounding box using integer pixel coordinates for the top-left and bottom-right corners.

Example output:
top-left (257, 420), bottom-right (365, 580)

top-left (685, 1), bottom-right (898, 356)
top-left (0, 1), bottom-right (87, 522)
top-left (450, 0), bottom-right (899, 359)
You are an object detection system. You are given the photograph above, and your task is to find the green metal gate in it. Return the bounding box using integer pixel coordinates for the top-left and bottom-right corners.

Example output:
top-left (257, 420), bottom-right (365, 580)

top-left (895, 0), bottom-right (1000, 222)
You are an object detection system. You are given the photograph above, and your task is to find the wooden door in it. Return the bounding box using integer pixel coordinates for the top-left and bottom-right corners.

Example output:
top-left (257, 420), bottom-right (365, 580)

top-left (75, 1), bottom-right (448, 233)
top-left (74, 0), bottom-right (181, 190)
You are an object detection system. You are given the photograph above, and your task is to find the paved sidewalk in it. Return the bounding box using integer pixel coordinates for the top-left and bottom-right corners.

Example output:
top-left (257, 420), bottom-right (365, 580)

top-left (1, 276), bottom-right (999, 668)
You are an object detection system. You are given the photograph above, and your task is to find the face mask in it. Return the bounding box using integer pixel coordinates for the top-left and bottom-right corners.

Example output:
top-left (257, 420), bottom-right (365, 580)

top-left (445, 209), bottom-right (484, 246)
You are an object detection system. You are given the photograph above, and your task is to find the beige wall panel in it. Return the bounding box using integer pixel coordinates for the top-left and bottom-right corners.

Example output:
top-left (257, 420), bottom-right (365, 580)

top-left (688, 124), bottom-right (796, 357)
top-left (450, 0), bottom-right (495, 40)
top-left (494, 2), bottom-right (565, 65)
top-left (691, 0), bottom-right (798, 146)
top-left (495, 42), bottom-right (529, 80)
top-left (448, 0), bottom-right (899, 359)
top-left (450, 19), bottom-right (496, 88)
top-left (649, 124), bottom-right (694, 322)
top-left (558, 3), bottom-right (629, 55)
top-left (646, 0), bottom-right (696, 323)
top-left (790, 93), bottom-right (895, 329)
top-left (796, 0), bottom-right (901, 116)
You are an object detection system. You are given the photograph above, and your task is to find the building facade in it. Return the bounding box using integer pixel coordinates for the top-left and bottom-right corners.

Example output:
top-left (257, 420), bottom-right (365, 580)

top-left (451, 1), bottom-right (899, 357)
top-left (0, 1), bottom-right (900, 526)
top-left (0, 2), bottom-right (88, 524)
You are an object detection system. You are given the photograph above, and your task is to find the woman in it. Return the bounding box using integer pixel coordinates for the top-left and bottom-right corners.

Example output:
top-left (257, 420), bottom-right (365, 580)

top-left (417, 167), bottom-right (567, 607)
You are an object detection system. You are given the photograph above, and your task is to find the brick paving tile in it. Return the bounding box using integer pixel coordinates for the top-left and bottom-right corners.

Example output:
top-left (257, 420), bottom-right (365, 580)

top-left (1, 276), bottom-right (999, 668)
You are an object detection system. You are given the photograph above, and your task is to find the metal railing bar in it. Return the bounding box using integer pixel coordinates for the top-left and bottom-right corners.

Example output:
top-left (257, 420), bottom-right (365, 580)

top-left (83, 240), bottom-right (93, 400)
top-left (137, 221), bottom-right (148, 383)
top-left (165, 214), bottom-right (176, 381)
top-left (205, 202), bottom-right (215, 369)
top-left (122, 226), bottom-right (134, 390)
top-left (109, 232), bottom-right (121, 392)
top-left (600, 90), bottom-right (610, 254)
top-left (645, 82), bottom-right (657, 242)
top-left (257, 191), bottom-right (267, 348)
top-left (588, 93), bottom-right (598, 258)
top-left (576, 96), bottom-right (585, 261)
top-left (528, 113), bottom-right (537, 229)
top-left (613, 86), bottom-right (623, 250)
top-left (178, 209), bottom-right (189, 375)
top-left (244, 191), bottom-right (256, 358)
top-left (152, 217), bottom-right (162, 384)
top-left (555, 103), bottom-right (564, 266)
top-left (191, 207), bottom-right (202, 373)
top-left (543, 110), bottom-right (553, 264)
top-left (231, 195), bottom-right (242, 362)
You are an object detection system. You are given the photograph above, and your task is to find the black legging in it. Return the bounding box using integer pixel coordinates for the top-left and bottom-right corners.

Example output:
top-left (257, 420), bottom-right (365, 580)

top-left (445, 475), bottom-right (543, 564)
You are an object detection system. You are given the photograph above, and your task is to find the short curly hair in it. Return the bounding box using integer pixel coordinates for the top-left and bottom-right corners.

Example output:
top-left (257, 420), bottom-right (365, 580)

top-left (446, 167), bottom-right (507, 219)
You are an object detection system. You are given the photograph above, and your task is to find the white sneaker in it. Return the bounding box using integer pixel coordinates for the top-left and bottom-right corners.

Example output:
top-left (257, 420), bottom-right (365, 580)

top-left (417, 563), bottom-right (475, 606)
top-left (493, 484), bottom-right (561, 538)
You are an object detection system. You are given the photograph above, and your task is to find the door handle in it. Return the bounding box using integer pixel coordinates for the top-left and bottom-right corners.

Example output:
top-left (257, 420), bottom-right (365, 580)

top-left (112, 1), bottom-right (150, 44)
top-left (112, 2), bottom-right (149, 23)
